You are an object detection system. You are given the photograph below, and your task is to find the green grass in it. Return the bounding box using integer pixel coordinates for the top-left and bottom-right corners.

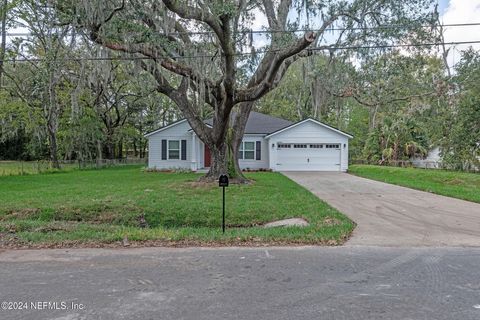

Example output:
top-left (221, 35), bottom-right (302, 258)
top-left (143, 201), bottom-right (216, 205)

top-left (0, 166), bottom-right (354, 247)
top-left (349, 165), bottom-right (480, 203)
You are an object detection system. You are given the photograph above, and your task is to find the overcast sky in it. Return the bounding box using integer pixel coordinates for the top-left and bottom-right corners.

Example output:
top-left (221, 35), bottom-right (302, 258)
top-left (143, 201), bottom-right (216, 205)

top-left (249, 0), bottom-right (480, 69)
top-left (438, 0), bottom-right (480, 67)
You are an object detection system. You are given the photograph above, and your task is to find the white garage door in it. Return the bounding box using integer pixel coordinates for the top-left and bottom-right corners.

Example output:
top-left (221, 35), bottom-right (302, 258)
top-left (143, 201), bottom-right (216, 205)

top-left (276, 143), bottom-right (341, 171)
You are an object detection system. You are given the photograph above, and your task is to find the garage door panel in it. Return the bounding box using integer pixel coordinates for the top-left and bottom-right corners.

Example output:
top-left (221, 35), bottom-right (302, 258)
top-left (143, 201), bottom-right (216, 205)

top-left (276, 143), bottom-right (341, 171)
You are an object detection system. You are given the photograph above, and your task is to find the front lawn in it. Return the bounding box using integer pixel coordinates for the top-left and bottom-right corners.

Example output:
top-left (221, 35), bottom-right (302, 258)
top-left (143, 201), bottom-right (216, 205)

top-left (349, 165), bottom-right (480, 203)
top-left (0, 166), bottom-right (354, 247)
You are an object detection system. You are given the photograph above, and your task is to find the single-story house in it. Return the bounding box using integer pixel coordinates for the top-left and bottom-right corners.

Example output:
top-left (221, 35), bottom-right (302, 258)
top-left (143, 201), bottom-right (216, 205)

top-left (145, 112), bottom-right (352, 172)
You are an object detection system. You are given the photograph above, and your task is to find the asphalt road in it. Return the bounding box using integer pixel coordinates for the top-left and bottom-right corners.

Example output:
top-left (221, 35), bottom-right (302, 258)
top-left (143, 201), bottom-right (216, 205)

top-left (1, 246), bottom-right (480, 320)
top-left (283, 172), bottom-right (480, 246)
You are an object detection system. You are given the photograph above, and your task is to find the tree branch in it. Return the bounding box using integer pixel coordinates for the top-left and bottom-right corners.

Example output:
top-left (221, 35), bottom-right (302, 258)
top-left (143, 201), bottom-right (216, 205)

top-left (234, 32), bottom-right (316, 102)
top-left (161, 0), bottom-right (223, 41)
top-left (89, 32), bottom-right (217, 98)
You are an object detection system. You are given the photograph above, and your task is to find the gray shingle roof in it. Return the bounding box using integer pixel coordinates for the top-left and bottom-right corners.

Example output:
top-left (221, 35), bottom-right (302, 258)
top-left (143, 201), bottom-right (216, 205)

top-left (205, 111), bottom-right (293, 134)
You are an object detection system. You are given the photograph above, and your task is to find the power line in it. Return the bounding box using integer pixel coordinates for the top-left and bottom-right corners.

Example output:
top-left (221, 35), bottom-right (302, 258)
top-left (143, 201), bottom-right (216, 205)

top-left (166, 22), bottom-right (480, 35)
top-left (4, 22), bottom-right (480, 37)
top-left (2, 40), bottom-right (480, 62)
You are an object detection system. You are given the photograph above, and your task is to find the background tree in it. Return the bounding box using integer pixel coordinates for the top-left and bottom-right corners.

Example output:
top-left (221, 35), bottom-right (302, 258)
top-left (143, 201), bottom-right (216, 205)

top-left (440, 49), bottom-right (480, 170)
top-left (5, 0), bottom-right (74, 168)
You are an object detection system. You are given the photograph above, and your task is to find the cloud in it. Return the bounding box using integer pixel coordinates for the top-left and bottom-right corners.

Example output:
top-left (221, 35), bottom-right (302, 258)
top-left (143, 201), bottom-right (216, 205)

top-left (440, 0), bottom-right (480, 67)
top-left (249, 8), bottom-right (269, 49)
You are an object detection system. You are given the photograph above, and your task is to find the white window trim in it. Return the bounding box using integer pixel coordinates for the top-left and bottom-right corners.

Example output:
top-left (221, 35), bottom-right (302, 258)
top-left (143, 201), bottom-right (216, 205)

top-left (168, 140), bottom-right (181, 160)
top-left (239, 141), bottom-right (256, 160)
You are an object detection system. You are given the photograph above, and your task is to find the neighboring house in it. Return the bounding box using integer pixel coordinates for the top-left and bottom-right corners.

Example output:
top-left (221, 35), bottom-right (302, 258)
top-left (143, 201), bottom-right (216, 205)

top-left (145, 112), bottom-right (352, 172)
top-left (411, 146), bottom-right (441, 169)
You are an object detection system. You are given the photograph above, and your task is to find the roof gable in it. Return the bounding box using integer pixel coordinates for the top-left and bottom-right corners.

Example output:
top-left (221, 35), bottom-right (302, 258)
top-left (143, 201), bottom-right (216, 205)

top-left (265, 118), bottom-right (353, 139)
top-left (144, 119), bottom-right (188, 137)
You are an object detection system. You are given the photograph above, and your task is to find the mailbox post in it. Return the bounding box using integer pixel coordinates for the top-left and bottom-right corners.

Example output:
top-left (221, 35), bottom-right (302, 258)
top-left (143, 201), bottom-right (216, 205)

top-left (219, 174), bottom-right (229, 233)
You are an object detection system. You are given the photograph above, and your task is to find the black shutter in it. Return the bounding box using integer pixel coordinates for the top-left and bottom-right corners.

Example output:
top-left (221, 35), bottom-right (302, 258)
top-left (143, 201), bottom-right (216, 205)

top-left (256, 141), bottom-right (261, 160)
top-left (161, 140), bottom-right (167, 160)
top-left (181, 140), bottom-right (187, 160)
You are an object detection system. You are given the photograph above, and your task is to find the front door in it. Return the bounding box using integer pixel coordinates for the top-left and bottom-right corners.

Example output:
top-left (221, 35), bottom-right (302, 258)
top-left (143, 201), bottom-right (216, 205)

top-left (204, 145), bottom-right (211, 167)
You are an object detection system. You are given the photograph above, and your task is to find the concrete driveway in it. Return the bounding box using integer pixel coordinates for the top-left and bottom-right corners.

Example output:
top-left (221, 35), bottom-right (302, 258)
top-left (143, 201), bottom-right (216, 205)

top-left (283, 172), bottom-right (480, 247)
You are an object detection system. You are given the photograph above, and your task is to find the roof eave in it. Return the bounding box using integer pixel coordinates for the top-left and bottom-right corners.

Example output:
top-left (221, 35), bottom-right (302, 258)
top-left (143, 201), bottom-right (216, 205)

top-left (265, 118), bottom-right (353, 139)
top-left (144, 119), bottom-right (188, 138)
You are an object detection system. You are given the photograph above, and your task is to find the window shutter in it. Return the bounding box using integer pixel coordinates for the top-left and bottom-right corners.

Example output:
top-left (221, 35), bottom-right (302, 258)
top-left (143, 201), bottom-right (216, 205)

top-left (161, 140), bottom-right (167, 160)
top-left (181, 140), bottom-right (187, 160)
top-left (256, 141), bottom-right (261, 160)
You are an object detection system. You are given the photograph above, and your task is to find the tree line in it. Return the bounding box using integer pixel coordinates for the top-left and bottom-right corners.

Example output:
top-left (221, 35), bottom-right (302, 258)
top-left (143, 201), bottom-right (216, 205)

top-left (257, 49), bottom-right (480, 170)
top-left (0, 0), bottom-right (478, 175)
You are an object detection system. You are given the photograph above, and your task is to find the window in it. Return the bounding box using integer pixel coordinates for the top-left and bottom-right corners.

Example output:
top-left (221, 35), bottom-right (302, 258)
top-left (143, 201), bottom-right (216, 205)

top-left (294, 144), bottom-right (307, 148)
top-left (325, 144), bottom-right (340, 149)
top-left (310, 144), bottom-right (323, 149)
top-left (168, 140), bottom-right (180, 159)
top-left (239, 141), bottom-right (255, 160)
top-left (278, 144), bottom-right (291, 149)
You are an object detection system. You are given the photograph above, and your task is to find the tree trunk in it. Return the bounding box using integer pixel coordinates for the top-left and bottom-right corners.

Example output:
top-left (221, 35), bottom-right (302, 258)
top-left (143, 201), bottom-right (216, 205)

top-left (96, 139), bottom-right (103, 168)
top-left (0, 0), bottom-right (7, 86)
top-left (47, 126), bottom-right (60, 169)
top-left (141, 141), bottom-right (146, 159)
top-left (133, 140), bottom-right (138, 157)
top-left (231, 102), bottom-right (255, 182)
top-left (369, 104), bottom-right (380, 132)
top-left (47, 71), bottom-right (60, 169)
top-left (118, 139), bottom-right (123, 159)
top-left (203, 143), bottom-right (228, 180)
top-left (104, 132), bottom-right (115, 159)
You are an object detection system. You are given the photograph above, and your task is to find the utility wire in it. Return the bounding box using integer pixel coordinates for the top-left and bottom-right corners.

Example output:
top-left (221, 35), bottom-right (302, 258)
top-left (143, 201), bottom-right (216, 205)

top-left (2, 40), bottom-right (480, 63)
top-left (4, 22), bottom-right (480, 37)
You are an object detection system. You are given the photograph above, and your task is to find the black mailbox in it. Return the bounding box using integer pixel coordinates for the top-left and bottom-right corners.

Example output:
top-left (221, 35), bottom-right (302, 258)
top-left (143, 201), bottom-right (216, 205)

top-left (219, 174), bottom-right (229, 187)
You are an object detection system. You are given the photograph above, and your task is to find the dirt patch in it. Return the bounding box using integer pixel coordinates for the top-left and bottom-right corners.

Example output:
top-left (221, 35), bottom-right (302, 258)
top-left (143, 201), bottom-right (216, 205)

top-left (0, 232), bottom-right (24, 247)
top-left (446, 178), bottom-right (465, 185)
top-left (184, 181), bottom-right (216, 189)
top-left (0, 236), bottom-right (350, 250)
top-left (0, 228), bottom-right (354, 250)
top-left (1, 223), bottom-right (21, 233)
top-left (183, 178), bottom-right (255, 189)
top-left (33, 222), bottom-right (78, 233)
top-left (51, 205), bottom-right (142, 225)
top-left (2, 208), bottom-right (40, 221)
top-left (322, 217), bottom-right (342, 226)
top-left (90, 211), bottom-right (125, 224)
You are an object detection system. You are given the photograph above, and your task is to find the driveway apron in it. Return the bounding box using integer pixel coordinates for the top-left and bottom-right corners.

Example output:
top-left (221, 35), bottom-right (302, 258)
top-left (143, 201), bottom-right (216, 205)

top-left (283, 172), bottom-right (480, 247)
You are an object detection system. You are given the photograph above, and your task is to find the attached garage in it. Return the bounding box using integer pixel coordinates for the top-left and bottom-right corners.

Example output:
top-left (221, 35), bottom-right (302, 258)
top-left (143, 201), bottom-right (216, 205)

top-left (266, 119), bottom-right (352, 172)
top-left (275, 143), bottom-right (342, 171)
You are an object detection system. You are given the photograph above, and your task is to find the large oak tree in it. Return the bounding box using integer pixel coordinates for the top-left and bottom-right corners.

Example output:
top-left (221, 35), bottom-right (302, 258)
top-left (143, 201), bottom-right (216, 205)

top-left (59, 0), bottom-right (435, 180)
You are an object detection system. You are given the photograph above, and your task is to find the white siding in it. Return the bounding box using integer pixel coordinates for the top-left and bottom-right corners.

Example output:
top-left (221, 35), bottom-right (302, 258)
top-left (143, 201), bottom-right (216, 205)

top-left (268, 120), bottom-right (350, 172)
top-left (147, 120), bottom-right (193, 170)
top-left (238, 135), bottom-right (270, 170)
top-left (341, 141), bottom-right (349, 171)
top-left (198, 141), bottom-right (205, 168)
